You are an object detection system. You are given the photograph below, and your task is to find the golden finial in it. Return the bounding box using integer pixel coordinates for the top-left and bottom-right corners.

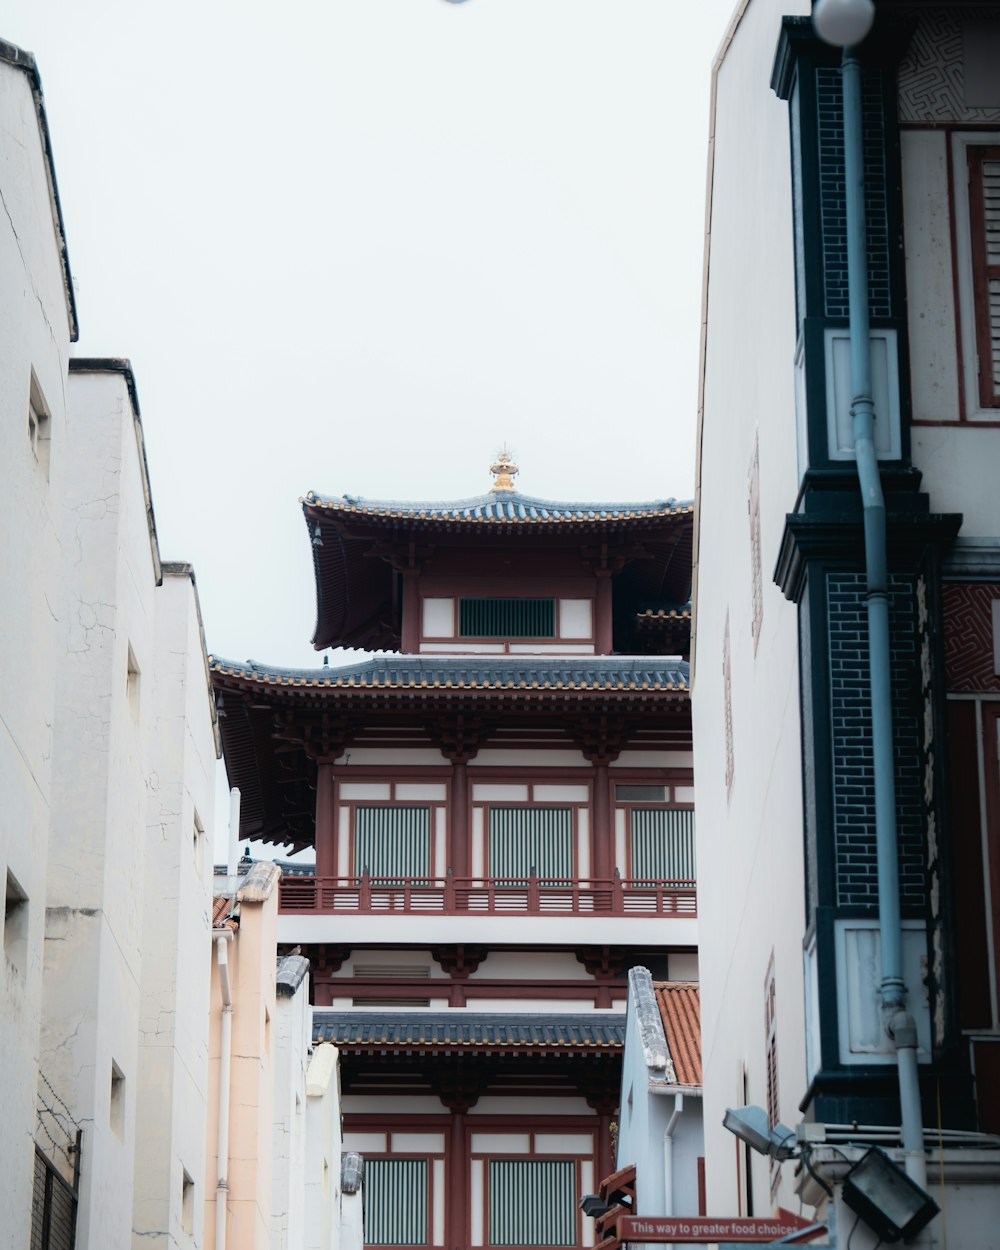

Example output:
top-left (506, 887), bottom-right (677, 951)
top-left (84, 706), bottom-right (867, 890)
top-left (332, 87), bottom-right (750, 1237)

top-left (489, 447), bottom-right (519, 493)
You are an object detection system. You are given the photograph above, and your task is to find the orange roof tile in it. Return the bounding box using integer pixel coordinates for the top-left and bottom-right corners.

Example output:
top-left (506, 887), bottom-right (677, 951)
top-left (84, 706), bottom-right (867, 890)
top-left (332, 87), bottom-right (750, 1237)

top-left (212, 895), bottom-right (238, 930)
top-left (653, 982), bottom-right (701, 1087)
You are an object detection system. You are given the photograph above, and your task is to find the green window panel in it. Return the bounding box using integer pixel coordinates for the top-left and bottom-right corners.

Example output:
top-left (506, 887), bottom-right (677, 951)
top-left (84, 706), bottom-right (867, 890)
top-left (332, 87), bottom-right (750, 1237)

top-left (488, 1159), bottom-right (576, 1247)
top-left (365, 1158), bottom-right (428, 1246)
top-left (630, 808), bottom-right (696, 881)
top-left (488, 807), bottom-right (573, 884)
top-left (459, 598), bottom-right (555, 638)
top-left (354, 806), bottom-right (431, 884)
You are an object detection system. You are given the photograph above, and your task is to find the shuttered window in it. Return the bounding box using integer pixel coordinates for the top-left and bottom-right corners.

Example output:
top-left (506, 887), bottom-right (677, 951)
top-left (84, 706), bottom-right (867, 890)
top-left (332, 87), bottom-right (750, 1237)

top-left (488, 807), bottom-right (573, 883)
top-left (969, 146), bottom-right (1000, 408)
top-left (488, 1160), bottom-right (576, 1247)
top-left (629, 808), bottom-right (696, 880)
top-left (354, 807), bottom-right (431, 883)
top-left (365, 1158), bottom-right (428, 1245)
top-left (460, 598), bottom-right (555, 638)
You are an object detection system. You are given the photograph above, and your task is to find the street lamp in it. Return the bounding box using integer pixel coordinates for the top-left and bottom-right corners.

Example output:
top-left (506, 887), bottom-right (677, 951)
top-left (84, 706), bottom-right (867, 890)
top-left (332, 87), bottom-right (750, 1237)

top-left (813, 0), bottom-right (875, 45)
top-left (722, 1105), bottom-right (797, 1163)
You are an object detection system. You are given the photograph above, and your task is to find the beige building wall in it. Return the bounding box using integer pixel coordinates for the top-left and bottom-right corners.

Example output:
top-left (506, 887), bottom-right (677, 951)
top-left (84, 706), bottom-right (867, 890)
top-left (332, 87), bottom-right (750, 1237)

top-left (206, 863), bottom-right (280, 1250)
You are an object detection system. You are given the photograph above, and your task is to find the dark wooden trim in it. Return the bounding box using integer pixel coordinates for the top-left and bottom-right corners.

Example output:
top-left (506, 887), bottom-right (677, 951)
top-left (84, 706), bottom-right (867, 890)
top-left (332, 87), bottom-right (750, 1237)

top-left (982, 705), bottom-right (1000, 1016)
top-left (967, 144), bottom-right (1000, 409)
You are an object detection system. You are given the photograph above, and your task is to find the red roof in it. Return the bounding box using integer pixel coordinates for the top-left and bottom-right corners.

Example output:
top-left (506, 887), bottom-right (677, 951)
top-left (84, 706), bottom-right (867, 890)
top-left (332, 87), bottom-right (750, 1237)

top-left (653, 982), bottom-right (701, 1087)
top-left (212, 896), bottom-right (237, 930)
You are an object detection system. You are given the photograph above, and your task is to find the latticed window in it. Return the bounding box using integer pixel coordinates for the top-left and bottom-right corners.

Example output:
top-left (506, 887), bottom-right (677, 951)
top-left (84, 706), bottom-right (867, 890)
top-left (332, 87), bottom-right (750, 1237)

top-left (354, 806), bottom-right (430, 883)
top-left (488, 1159), bottom-right (577, 1247)
top-left (629, 808), bottom-right (696, 881)
top-left (488, 807), bottom-right (573, 883)
top-left (460, 598), bottom-right (555, 638)
top-left (968, 145), bottom-right (1000, 408)
top-left (365, 1158), bottom-right (429, 1245)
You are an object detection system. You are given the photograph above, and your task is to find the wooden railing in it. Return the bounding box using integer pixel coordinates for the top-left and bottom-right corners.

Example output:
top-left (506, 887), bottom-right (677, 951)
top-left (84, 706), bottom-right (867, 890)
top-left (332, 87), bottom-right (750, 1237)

top-left (278, 871), bottom-right (697, 917)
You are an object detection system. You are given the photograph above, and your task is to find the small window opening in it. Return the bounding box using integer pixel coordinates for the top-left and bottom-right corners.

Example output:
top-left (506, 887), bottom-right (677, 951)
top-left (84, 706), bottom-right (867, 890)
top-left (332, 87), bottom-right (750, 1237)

top-left (193, 809), bottom-right (205, 875)
top-left (28, 371), bottom-right (51, 479)
top-left (4, 869), bottom-right (28, 971)
top-left (126, 645), bottom-right (140, 717)
top-left (110, 1061), bottom-right (125, 1139)
top-left (181, 1169), bottom-right (194, 1234)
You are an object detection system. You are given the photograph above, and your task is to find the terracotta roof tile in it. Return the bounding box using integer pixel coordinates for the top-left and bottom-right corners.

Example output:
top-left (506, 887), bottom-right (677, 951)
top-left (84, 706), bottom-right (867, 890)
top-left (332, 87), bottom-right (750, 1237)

top-left (653, 982), bottom-right (701, 1087)
top-left (212, 895), bottom-right (237, 930)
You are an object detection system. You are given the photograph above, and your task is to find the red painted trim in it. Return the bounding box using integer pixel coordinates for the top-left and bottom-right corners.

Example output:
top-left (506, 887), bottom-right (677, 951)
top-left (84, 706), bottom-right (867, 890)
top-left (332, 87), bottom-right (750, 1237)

top-left (344, 1112), bottom-right (607, 1131)
top-left (316, 764), bottom-right (336, 877)
top-left (279, 874), bottom-right (697, 917)
top-left (697, 1156), bottom-right (707, 1216)
top-left (596, 574), bottom-right (613, 655)
top-left (982, 706), bottom-right (1000, 1011)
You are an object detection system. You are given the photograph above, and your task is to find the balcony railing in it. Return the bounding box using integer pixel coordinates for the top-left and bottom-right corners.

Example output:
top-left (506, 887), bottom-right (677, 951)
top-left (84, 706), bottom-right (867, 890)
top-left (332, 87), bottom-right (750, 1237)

top-left (278, 871), bottom-right (697, 917)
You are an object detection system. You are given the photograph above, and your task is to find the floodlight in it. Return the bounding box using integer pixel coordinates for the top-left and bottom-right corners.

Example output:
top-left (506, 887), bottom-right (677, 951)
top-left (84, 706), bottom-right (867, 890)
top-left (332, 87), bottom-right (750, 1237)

top-left (722, 1105), bottom-right (797, 1162)
top-left (842, 1147), bottom-right (939, 1244)
top-left (579, 1195), bottom-right (612, 1219)
top-left (813, 0), bottom-right (876, 46)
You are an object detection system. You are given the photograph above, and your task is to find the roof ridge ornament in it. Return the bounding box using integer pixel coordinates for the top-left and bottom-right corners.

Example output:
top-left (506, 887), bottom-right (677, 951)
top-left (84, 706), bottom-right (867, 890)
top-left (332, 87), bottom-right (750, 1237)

top-left (489, 447), bottom-right (518, 493)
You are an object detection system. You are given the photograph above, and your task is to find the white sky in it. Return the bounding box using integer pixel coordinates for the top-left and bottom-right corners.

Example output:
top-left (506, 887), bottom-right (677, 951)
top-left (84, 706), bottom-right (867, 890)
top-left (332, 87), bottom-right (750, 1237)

top-left (5, 0), bottom-right (734, 851)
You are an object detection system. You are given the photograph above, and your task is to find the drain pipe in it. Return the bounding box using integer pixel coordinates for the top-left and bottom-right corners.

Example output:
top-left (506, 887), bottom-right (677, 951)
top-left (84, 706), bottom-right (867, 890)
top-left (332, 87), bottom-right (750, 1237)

top-left (215, 929), bottom-right (234, 1250)
top-left (661, 1093), bottom-right (684, 1216)
top-left (840, 43), bottom-right (926, 1187)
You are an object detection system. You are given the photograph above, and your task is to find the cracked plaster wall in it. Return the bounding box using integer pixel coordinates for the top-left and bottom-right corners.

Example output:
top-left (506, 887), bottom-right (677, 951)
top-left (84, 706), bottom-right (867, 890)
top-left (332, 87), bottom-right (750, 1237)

top-left (271, 978), bottom-right (311, 1250)
top-left (40, 367), bottom-right (159, 1250)
top-left (132, 572), bottom-right (217, 1249)
top-left (0, 53), bottom-right (75, 1250)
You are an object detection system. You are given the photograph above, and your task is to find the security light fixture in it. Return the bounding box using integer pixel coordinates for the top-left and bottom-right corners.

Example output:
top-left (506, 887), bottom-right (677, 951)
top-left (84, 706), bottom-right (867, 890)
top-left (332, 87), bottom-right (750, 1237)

top-left (842, 1147), bottom-right (938, 1244)
top-left (580, 1195), bottom-right (613, 1219)
top-left (722, 1105), bottom-right (797, 1162)
top-left (812, 0), bottom-right (876, 46)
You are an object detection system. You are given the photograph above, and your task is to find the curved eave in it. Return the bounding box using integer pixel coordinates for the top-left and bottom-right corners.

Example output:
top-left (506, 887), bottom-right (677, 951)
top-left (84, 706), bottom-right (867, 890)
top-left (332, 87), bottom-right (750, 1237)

top-left (303, 496), bottom-right (694, 533)
top-left (209, 663), bottom-right (690, 700)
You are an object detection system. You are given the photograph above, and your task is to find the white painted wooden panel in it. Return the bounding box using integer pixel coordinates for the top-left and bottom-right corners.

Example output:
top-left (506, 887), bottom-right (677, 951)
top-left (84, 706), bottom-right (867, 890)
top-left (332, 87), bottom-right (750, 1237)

top-left (472, 784), bottom-right (528, 801)
top-left (581, 1161), bottom-right (595, 1246)
top-left (343, 1132), bottom-right (387, 1151)
top-left (471, 1133), bottom-right (531, 1154)
top-left (422, 597), bottom-right (455, 638)
top-left (578, 807), bottom-right (590, 876)
top-left (338, 807), bottom-right (350, 875)
top-left (614, 808), bottom-right (626, 874)
top-left (393, 1132), bottom-right (446, 1152)
top-left (674, 786), bottom-right (695, 803)
top-left (433, 1158), bottom-right (445, 1245)
top-left (533, 784), bottom-right (588, 802)
top-left (470, 1160), bottom-right (484, 1246)
top-left (397, 783), bottom-right (448, 800)
top-left (339, 783), bottom-right (391, 800)
top-left (559, 598), bottom-right (593, 638)
top-left (535, 1133), bottom-right (593, 1154)
top-left (472, 807), bottom-right (484, 877)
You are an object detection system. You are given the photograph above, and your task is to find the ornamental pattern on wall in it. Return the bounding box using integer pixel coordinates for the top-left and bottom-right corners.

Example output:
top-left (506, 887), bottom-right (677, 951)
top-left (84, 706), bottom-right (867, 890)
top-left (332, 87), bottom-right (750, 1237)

top-left (944, 582), bottom-right (1000, 692)
top-left (897, 9), bottom-right (1000, 124)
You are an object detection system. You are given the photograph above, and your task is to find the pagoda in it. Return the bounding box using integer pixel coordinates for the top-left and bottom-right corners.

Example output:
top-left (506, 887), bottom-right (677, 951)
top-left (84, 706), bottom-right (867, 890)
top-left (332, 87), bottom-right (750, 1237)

top-left (211, 454), bottom-right (698, 1250)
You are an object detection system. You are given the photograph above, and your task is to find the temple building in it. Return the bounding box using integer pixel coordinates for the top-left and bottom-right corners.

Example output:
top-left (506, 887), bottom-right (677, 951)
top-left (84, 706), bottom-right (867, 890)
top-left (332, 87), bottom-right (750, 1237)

top-left (210, 454), bottom-right (699, 1249)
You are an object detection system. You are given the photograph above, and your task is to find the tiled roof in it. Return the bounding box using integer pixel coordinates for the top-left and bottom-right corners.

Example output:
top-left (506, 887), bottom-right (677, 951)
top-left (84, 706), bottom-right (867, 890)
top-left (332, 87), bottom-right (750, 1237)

top-left (212, 896), bottom-right (237, 931)
top-left (209, 654), bottom-right (689, 692)
top-left (653, 982), bottom-right (701, 1087)
top-left (313, 1011), bottom-right (626, 1051)
top-left (304, 490), bottom-right (691, 525)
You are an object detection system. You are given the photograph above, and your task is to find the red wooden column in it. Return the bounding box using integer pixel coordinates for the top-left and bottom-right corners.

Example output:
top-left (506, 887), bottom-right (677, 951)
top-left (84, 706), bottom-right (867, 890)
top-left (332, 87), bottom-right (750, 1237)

top-left (592, 763), bottom-right (613, 879)
top-left (401, 568), bottom-right (420, 653)
top-left (595, 572), bottom-right (613, 655)
top-left (315, 764), bottom-right (337, 877)
top-left (447, 1110), bottom-right (468, 1250)
top-left (450, 760), bottom-right (469, 879)
top-left (596, 1112), bottom-right (614, 1191)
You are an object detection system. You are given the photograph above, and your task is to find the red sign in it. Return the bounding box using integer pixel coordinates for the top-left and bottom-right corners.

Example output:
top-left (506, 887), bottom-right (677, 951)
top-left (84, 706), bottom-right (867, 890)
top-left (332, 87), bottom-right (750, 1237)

top-left (617, 1215), bottom-right (824, 1244)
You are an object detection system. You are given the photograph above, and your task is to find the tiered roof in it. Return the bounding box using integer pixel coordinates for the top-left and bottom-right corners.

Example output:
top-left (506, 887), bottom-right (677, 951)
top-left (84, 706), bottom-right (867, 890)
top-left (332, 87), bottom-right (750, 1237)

top-left (303, 474), bottom-right (693, 652)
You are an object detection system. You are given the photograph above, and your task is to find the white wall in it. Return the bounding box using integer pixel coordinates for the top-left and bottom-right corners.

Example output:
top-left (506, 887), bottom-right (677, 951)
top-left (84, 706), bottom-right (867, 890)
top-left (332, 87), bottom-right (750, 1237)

top-left (40, 366), bottom-right (159, 1250)
top-left (272, 972), bottom-right (311, 1250)
top-left (0, 48), bottom-right (74, 1250)
top-left (304, 1043), bottom-right (343, 1250)
top-left (693, 0), bottom-right (811, 1218)
top-left (132, 569), bottom-right (217, 1248)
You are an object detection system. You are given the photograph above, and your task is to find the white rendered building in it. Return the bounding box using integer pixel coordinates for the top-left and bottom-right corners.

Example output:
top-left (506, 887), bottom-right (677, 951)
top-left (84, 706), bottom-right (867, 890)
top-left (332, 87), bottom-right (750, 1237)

top-left (694, 0), bottom-right (1000, 1241)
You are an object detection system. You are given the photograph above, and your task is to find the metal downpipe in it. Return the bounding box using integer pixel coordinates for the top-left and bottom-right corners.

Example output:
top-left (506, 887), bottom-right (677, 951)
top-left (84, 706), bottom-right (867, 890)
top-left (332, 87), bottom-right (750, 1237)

top-left (841, 47), bottom-right (926, 1186)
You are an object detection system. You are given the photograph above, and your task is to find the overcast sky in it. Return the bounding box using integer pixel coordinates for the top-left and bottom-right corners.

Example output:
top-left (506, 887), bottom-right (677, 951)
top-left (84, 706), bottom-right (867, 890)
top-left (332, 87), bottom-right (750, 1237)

top-left (6, 0), bottom-right (734, 847)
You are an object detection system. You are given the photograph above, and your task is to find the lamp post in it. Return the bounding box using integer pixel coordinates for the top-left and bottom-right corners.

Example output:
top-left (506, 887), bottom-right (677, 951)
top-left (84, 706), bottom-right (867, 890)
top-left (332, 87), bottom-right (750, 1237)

top-left (811, 0), bottom-right (927, 1192)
